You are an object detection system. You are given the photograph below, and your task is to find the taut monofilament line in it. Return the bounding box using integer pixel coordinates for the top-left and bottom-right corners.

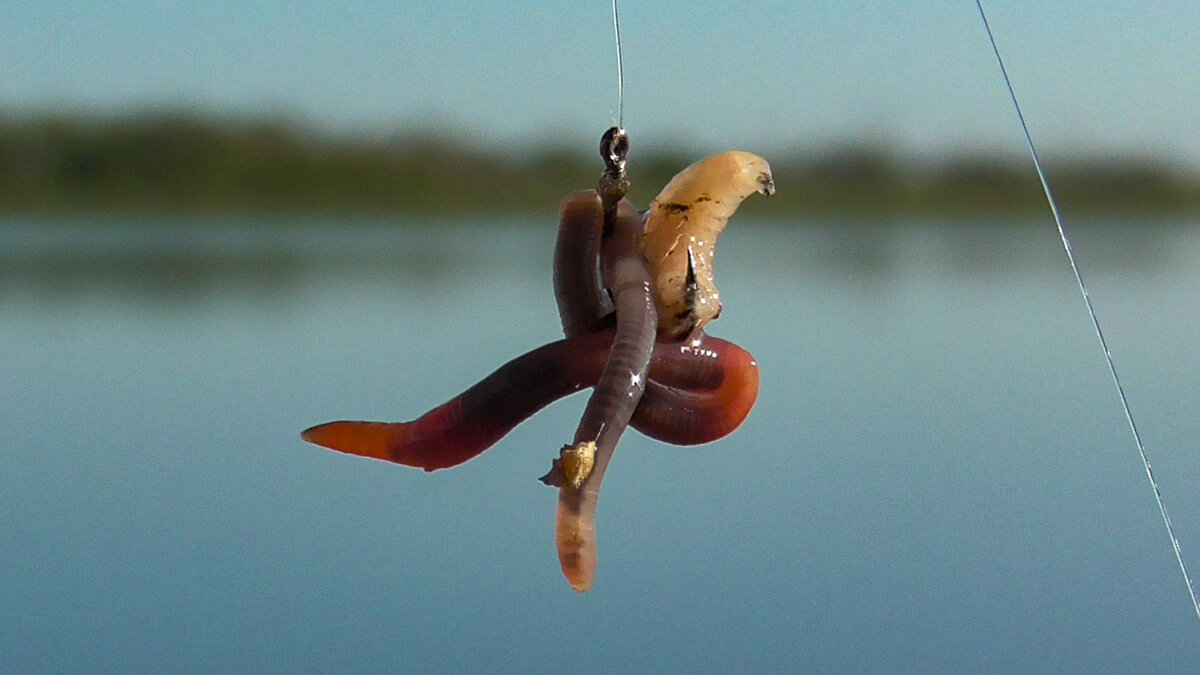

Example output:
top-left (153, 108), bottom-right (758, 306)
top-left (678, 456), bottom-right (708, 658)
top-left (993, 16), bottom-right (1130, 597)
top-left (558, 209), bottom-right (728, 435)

top-left (610, 0), bottom-right (625, 129)
top-left (974, 0), bottom-right (1200, 626)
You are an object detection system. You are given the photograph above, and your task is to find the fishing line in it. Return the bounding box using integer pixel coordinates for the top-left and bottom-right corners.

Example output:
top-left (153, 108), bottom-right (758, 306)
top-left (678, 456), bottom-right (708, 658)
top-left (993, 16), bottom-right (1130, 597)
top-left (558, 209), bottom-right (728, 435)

top-left (974, 0), bottom-right (1200, 625)
top-left (610, 0), bottom-right (625, 128)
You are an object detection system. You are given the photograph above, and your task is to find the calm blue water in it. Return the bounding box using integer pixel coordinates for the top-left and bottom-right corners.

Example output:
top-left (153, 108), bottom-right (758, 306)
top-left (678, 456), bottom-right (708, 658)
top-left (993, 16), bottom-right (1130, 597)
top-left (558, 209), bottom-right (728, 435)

top-left (3, 214), bottom-right (1200, 672)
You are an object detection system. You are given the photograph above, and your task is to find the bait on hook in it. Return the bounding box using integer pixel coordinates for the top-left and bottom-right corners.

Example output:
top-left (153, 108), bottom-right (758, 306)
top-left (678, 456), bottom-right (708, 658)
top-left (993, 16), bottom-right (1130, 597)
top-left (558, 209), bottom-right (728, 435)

top-left (302, 0), bottom-right (774, 591)
top-left (302, 131), bottom-right (772, 591)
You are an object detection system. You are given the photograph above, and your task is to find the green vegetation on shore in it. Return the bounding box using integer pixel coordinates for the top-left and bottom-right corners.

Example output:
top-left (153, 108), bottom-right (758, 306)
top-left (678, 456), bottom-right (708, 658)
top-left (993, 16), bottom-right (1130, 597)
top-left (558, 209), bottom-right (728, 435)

top-left (2, 110), bottom-right (1198, 219)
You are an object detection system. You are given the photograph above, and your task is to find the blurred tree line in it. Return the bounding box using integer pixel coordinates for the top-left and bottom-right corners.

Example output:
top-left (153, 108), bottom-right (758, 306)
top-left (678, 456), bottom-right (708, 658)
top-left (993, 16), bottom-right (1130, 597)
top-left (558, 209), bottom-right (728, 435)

top-left (2, 110), bottom-right (1197, 220)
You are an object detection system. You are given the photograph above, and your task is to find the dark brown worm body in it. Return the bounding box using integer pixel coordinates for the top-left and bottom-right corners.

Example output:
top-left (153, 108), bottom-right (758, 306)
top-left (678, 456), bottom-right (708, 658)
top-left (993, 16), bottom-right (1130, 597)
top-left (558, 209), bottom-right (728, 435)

top-left (567, 198), bottom-right (657, 446)
top-left (550, 190), bottom-right (762, 590)
top-left (302, 176), bottom-right (760, 594)
top-left (631, 337), bottom-right (759, 446)
top-left (554, 192), bottom-right (658, 591)
top-left (554, 192), bottom-right (614, 336)
top-left (299, 330), bottom-right (756, 472)
top-left (553, 190), bottom-right (761, 443)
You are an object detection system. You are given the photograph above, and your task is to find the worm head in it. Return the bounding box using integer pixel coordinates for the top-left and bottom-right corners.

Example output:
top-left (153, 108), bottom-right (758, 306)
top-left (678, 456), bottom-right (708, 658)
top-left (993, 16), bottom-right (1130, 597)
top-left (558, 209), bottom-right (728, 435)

top-left (642, 151), bottom-right (773, 340)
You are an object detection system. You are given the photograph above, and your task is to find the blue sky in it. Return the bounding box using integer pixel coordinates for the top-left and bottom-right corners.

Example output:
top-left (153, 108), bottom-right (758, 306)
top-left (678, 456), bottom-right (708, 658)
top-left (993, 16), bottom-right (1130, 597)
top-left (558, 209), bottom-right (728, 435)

top-left (3, 1), bottom-right (1198, 167)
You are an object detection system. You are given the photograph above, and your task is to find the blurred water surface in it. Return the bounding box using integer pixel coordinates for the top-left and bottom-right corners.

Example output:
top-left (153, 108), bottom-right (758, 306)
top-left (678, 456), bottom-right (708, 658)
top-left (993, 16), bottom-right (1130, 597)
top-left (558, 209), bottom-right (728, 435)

top-left (3, 215), bottom-right (1200, 673)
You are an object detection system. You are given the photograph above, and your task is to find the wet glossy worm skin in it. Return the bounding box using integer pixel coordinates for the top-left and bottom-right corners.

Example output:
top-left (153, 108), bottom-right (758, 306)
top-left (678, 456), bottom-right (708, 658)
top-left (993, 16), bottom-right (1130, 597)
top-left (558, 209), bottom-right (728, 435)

top-left (565, 197), bottom-right (656, 448)
top-left (553, 191), bottom-right (658, 591)
top-left (554, 190), bottom-right (760, 443)
top-left (630, 336), bottom-right (758, 445)
top-left (302, 156), bottom-right (765, 593)
top-left (549, 189), bottom-right (762, 590)
top-left (299, 330), bottom-right (756, 471)
top-left (554, 191), bottom-right (616, 336)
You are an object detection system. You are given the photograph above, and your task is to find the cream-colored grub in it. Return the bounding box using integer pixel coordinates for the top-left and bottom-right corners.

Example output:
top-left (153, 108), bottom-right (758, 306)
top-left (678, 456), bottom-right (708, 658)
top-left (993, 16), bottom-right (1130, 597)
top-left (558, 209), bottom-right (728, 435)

top-left (642, 151), bottom-right (773, 340)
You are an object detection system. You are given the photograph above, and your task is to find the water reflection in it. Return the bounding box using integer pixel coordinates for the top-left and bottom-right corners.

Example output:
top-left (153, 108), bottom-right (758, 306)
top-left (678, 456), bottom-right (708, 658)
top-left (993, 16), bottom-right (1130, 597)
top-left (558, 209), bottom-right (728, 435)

top-left (2, 215), bottom-right (1195, 303)
top-left (0, 217), bottom-right (509, 302)
top-left (3, 215), bottom-right (1200, 672)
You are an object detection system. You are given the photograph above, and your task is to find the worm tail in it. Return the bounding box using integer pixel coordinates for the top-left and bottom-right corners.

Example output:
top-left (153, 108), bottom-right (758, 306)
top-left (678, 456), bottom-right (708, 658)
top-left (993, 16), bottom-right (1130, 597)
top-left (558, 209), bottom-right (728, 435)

top-left (303, 333), bottom-right (611, 471)
top-left (302, 330), bottom-right (757, 473)
top-left (555, 489), bottom-right (599, 592)
top-left (300, 421), bottom-right (408, 463)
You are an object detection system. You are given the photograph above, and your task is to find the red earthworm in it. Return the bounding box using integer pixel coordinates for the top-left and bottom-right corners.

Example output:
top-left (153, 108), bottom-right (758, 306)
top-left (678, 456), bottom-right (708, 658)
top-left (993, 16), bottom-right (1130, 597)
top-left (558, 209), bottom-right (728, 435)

top-left (551, 177), bottom-right (657, 591)
top-left (299, 329), bottom-right (754, 472)
top-left (553, 189), bottom-right (760, 444)
top-left (301, 130), bottom-right (768, 593)
top-left (549, 142), bottom-right (770, 591)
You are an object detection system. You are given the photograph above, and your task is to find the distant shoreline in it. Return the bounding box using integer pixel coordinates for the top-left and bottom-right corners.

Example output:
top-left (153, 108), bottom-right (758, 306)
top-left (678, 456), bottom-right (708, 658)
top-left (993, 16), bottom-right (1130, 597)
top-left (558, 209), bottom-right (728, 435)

top-left (3, 111), bottom-right (1198, 220)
